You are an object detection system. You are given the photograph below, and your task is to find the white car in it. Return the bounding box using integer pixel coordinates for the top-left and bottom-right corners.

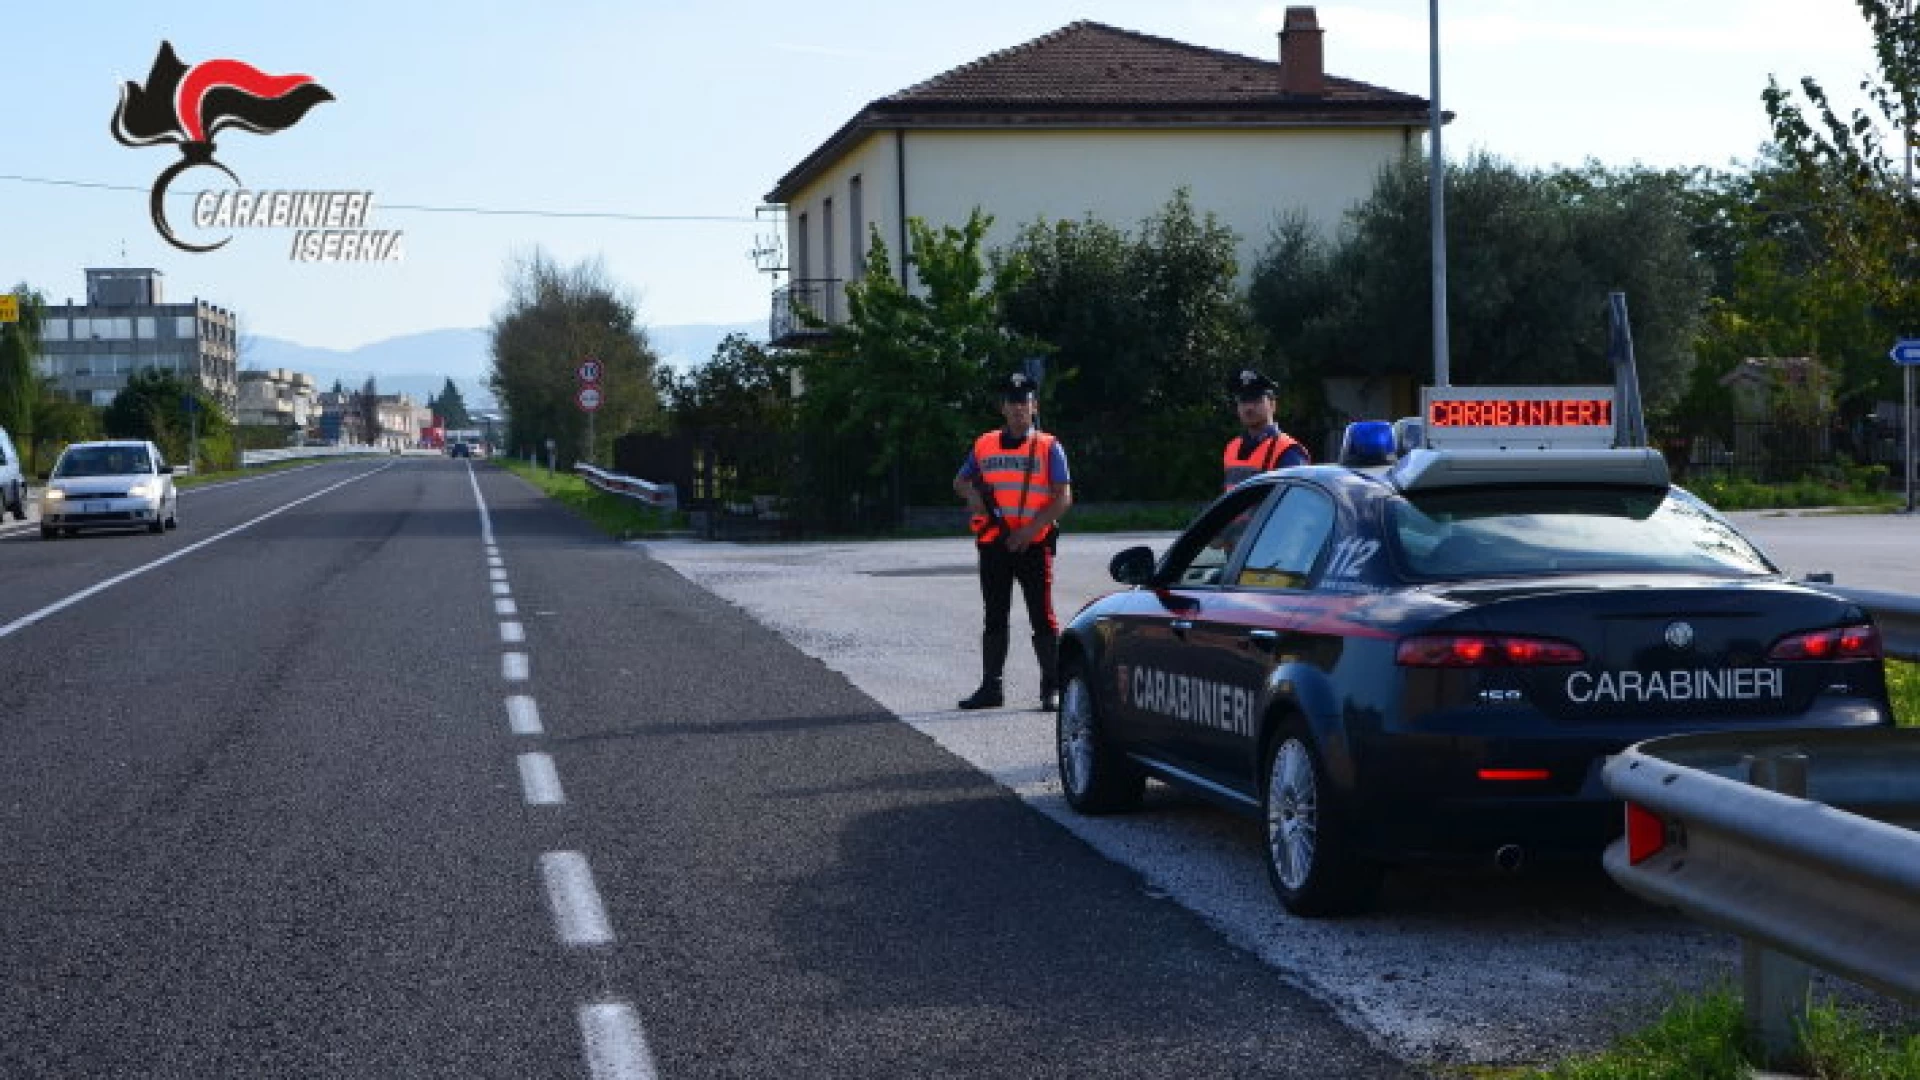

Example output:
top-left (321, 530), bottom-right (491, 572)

top-left (0, 424), bottom-right (26, 521)
top-left (41, 439), bottom-right (179, 539)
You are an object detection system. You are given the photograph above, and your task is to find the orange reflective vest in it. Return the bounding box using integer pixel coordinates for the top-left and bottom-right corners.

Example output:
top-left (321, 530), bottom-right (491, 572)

top-left (1223, 431), bottom-right (1304, 490)
top-left (972, 430), bottom-right (1059, 540)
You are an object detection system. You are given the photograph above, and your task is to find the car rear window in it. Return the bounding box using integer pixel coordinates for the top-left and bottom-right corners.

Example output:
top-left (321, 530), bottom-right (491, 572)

top-left (1389, 486), bottom-right (1776, 579)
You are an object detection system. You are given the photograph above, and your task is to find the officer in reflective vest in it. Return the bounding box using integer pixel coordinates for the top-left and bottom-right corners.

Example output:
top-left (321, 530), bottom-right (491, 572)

top-left (953, 371), bottom-right (1074, 711)
top-left (1224, 369), bottom-right (1308, 490)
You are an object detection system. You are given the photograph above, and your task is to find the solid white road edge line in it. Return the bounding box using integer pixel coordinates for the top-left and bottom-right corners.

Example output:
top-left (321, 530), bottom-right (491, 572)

top-left (579, 1002), bottom-right (659, 1080)
top-left (541, 851), bottom-right (615, 947)
top-left (506, 695), bottom-right (543, 735)
top-left (0, 465), bottom-right (395, 641)
top-left (466, 462), bottom-right (496, 548)
top-left (517, 753), bottom-right (565, 806)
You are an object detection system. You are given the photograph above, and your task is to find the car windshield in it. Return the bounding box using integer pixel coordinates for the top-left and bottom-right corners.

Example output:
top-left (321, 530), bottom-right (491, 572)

top-left (1388, 486), bottom-right (1777, 579)
top-left (54, 447), bottom-right (149, 478)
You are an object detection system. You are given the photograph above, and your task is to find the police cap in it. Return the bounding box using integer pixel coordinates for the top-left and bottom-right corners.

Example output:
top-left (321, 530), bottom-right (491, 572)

top-left (998, 371), bottom-right (1039, 402)
top-left (1229, 369), bottom-right (1278, 402)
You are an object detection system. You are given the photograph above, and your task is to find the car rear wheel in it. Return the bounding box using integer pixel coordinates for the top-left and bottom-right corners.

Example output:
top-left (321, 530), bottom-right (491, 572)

top-left (8, 484), bottom-right (23, 521)
top-left (1262, 732), bottom-right (1382, 917)
top-left (40, 525), bottom-right (55, 540)
top-left (1056, 664), bottom-right (1144, 814)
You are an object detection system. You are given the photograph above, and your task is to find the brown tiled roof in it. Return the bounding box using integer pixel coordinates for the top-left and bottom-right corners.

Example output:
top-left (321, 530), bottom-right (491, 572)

top-left (768, 20), bottom-right (1431, 202)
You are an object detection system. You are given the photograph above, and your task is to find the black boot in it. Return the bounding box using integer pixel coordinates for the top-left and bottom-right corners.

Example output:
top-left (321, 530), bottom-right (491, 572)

top-left (1033, 630), bottom-right (1059, 712)
top-left (959, 629), bottom-right (1009, 710)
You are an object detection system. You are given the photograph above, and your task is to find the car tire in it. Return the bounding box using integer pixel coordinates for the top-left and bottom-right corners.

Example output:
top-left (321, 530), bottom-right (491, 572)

top-left (8, 484), bottom-right (23, 521)
top-left (1056, 662), bottom-right (1145, 814)
top-left (40, 525), bottom-right (56, 540)
top-left (1261, 730), bottom-right (1383, 918)
top-left (148, 514), bottom-right (165, 534)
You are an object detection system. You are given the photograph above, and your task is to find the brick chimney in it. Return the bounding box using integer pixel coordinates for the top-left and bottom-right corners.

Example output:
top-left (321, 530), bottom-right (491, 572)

top-left (1279, 6), bottom-right (1325, 95)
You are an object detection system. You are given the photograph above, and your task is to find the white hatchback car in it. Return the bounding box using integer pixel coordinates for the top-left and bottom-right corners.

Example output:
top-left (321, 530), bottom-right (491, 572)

top-left (41, 439), bottom-right (179, 539)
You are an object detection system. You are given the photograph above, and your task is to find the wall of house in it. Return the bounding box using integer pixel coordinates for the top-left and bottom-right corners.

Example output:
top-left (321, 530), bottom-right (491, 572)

top-left (781, 125), bottom-right (1413, 322)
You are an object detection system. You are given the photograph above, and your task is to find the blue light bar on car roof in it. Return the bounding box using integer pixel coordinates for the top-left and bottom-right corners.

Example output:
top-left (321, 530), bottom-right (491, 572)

top-left (1391, 446), bottom-right (1670, 493)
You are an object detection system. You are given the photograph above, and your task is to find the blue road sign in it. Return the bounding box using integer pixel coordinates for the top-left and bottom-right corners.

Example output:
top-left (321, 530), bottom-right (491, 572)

top-left (1889, 339), bottom-right (1920, 365)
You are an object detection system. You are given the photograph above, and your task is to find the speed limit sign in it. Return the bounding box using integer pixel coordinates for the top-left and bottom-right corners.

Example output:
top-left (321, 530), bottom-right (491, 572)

top-left (577, 359), bottom-right (603, 383)
top-left (577, 385), bottom-right (603, 412)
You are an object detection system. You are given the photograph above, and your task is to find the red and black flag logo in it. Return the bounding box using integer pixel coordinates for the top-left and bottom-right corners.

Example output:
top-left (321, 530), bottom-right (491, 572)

top-left (111, 42), bottom-right (333, 252)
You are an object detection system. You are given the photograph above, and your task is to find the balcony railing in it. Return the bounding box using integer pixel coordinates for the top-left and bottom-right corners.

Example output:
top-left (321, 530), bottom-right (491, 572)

top-left (769, 279), bottom-right (841, 345)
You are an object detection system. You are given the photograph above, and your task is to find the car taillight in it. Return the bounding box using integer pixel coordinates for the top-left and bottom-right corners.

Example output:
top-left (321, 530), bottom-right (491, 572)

top-left (1395, 634), bottom-right (1586, 667)
top-left (1766, 624), bottom-right (1881, 661)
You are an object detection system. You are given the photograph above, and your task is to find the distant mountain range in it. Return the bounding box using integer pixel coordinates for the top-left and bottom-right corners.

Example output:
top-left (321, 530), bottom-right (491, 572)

top-left (248, 320), bottom-right (764, 412)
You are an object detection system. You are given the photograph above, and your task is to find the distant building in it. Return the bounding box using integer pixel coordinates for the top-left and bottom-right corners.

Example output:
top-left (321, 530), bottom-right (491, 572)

top-left (315, 389), bottom-right (423, 451)
top-left (236, 368), bottom-right (320, 432)
top-left (34, 268), bottom-right (240, 411)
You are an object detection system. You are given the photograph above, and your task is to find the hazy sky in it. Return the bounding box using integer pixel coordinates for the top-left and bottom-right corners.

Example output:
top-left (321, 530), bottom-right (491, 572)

top-left (2, 0), bottom-right (1889, 350)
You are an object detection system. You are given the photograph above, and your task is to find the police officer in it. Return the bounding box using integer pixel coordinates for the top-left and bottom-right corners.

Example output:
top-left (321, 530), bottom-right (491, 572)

top-left (953, 372), bottom-right (1074, 711)
top-left (1224, 369), bottom-right (1309, 490)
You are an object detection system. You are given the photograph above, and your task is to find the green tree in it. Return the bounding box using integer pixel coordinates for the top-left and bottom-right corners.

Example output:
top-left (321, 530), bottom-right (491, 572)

top-left (657, 333), bottom-right (795, 433)
top-left (102, 367), bottom-right (228, 465)
top-left (0, 284), bottom-right (46, 439)
top-left (429, 376), bottom-right (471, 428)
top-left (487, 249), bottom-right (662, 466)
top-left (1251, 154), bottom-right (1708, 417)
top-left (797, 210), bottom-right (1043, 504)
top-left (1764, 0), bottom-right (1920, 339)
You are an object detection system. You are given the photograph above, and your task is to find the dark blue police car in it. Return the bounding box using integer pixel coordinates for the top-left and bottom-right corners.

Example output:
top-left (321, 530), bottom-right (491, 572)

top-left (1055, 386), bottom-right (1893, 917)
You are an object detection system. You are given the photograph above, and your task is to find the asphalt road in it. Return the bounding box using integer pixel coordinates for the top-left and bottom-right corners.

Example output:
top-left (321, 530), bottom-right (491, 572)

top-left (0, 460), bottom-right (1414, 1079)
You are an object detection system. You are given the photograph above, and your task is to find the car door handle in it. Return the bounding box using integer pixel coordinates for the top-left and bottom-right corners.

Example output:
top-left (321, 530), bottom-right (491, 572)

top-left (1245, 629), bottom-right (1281, 650)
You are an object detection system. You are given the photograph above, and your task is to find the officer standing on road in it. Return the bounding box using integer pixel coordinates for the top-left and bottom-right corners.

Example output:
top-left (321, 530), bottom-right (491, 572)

top-left (954, 372), bottom-right (1074, 712)
top-left (1223, 369), bottom-right (1309, 490)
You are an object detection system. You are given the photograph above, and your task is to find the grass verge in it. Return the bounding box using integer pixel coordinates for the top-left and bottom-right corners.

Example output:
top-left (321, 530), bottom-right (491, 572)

top-left (173, 458), bottom-right (335, 488)
top-left (1497, 986), bottom-right (1920, 1080)
top-left (497, 458), bottom-right (685, 538)
top-left (1889, 659), bottom-right (1919, 729)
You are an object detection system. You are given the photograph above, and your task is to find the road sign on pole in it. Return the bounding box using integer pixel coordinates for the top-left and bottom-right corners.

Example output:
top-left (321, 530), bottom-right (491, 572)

top-left (1888, 340), bottom-right (1920, 366)
top-left (577, 359), bottom-right (603, 383)
top-left (577, 385), bottom-right (602, 412)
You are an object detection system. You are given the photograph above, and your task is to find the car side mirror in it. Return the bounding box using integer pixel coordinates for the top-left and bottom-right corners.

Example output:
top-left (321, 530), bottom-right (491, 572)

top-left (1109, 545), bottom-right (1156, 586)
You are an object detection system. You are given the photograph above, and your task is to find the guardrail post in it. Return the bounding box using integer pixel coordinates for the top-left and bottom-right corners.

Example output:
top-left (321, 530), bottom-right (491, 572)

top-left (1740, 752), bottom-right (1813, 1068)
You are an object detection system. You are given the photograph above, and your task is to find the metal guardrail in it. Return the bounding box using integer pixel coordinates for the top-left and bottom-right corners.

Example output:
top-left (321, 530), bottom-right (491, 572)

top-left (241, 445), bottom-right (387, 466)
top-left (576, 463), bottom-right (677, 511)
top-left (1604, 729), bottom-right (1920, 1062)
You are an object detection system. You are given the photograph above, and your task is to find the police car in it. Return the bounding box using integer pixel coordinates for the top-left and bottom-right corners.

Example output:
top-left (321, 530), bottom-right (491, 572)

top-left (1055, 385), bottom-right (1893, 917)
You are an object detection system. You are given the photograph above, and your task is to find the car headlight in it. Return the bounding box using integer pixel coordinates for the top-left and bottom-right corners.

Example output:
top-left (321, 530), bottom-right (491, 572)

top-left (43, 488), bottom-right (64, 500)
top-left (128, 483), bottom-right (153, 498)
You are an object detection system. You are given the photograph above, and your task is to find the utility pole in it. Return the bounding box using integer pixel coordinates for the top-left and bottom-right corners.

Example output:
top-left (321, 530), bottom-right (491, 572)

top-left (1905, 1), bottom-right (1916, 512)
top-left (1429, 0), bottom-right (1450, 388)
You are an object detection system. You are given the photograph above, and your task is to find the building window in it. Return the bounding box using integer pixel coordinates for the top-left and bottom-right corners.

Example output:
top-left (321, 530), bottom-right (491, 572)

top-left (823, 197), bottom-right (835, 283)
top-left (849, 175), bottom-right (863, 269)
top-left (91, 390), bottom-right (115, 407)
top-left (796, 212), bottom-right (810, 279)
top-left (136, 316), bottom-right (156, 339)
top-left (71, 317), bottom-right (91, 339)
top-left (176, 315), bottom-right (196, 338)
top-left (42, 318), bottom-right (68, 342)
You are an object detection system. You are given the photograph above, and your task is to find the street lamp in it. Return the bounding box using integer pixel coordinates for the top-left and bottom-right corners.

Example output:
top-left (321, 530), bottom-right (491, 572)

top-left (1430, 0), bottom-right (1450, 388)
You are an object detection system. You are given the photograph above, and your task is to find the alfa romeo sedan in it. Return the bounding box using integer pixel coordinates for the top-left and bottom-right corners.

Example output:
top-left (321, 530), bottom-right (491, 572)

top-left (1055, 400), bottom-right (1892, 917)
top-left (41, 439), bottom-right (179, 539)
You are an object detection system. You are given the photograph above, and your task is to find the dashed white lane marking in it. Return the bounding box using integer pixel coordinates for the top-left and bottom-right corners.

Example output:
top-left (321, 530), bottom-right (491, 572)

top-left (491, 581), bottom-right (512, 596)
top-left (0, 465), bottom-right (394, 641)
top-left (541, 852), bottom-right (615, 947)
top-left (579, 1002), bottom-right (659, 1080)
top-left (501, 621), bottom-right (526, 644)
top-left (488, 556), bottom-right (504, 568)
top-left (489, 568), bottom-right (508, 582)
top-left (503, 652), bottom-right (530, 681)
top-left (518, 753), bottom-right (565, 806)
top-left (506, 695), bottom-right (543, 735)
top-left (496, 598), bottom-right (518, 616)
